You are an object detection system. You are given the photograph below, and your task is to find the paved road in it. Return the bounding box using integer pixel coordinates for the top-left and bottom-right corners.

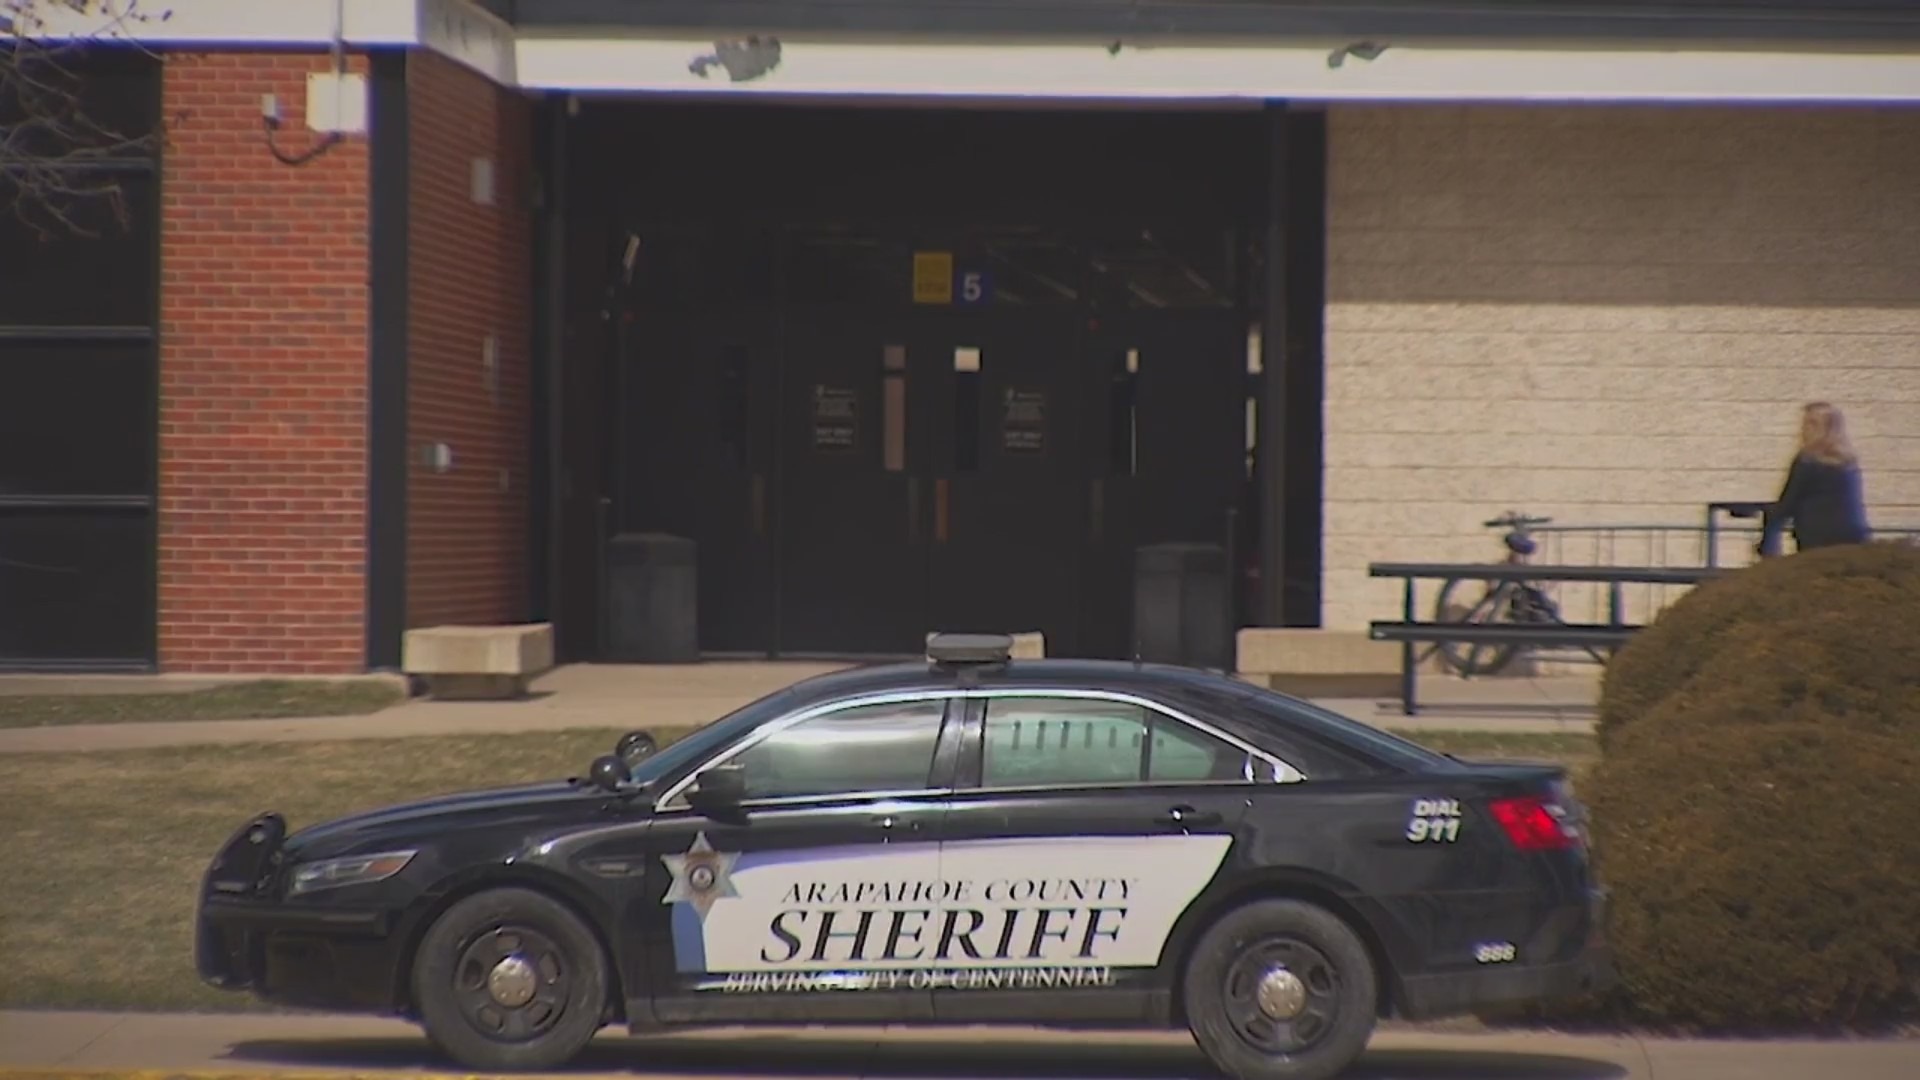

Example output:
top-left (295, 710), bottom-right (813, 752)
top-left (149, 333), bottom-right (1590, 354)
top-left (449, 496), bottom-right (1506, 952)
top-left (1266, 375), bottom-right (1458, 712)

top-left (0, 664), bottom-right (1597, 754)
top-left (2, 1012), bottom-right (1916, 1080)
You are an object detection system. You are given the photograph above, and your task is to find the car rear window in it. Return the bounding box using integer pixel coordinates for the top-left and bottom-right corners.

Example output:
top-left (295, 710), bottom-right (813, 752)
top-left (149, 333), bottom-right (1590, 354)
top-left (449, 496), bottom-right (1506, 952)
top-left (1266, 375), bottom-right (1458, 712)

top-left (1181, 680), bottom-right (1465, 775)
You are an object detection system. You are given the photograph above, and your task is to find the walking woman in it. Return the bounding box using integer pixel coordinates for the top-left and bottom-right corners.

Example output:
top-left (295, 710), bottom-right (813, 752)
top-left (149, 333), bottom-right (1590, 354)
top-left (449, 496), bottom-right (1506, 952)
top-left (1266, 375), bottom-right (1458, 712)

top-left (1758, 401), bottom-right (1872, 557)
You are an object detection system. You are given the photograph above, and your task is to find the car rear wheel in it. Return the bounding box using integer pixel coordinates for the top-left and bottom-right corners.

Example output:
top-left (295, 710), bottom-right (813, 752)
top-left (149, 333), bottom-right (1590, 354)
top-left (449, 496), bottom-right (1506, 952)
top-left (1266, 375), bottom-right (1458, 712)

top-left (1182, 899), bottom-right (1377, 1080)
top-left (411, 887), bottom-right (609, 1072)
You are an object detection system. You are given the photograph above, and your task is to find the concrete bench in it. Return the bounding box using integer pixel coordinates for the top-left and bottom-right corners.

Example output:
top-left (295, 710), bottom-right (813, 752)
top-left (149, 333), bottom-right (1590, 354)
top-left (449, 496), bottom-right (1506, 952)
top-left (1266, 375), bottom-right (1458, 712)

top-left (1235, 628), bottom-right (1410, 697)
top-left (403, 623), bottom-right (555, 700)
top-left (1008, 631), bottom-right (1044, 659)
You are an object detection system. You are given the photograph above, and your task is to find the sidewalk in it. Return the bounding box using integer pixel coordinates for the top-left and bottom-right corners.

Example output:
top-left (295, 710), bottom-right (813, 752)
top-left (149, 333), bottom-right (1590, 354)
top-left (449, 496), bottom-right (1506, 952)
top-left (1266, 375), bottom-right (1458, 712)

top-left (1318, 669), bottom-right (1597, 733)
top-left (1, 1010), bottom-right (1915, 1078)
top-left (0, 662), bottom-right (1596, 755)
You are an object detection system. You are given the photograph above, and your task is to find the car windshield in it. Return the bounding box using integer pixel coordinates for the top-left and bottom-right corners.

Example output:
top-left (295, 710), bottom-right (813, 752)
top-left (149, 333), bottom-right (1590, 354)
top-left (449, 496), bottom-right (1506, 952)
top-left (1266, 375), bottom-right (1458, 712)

top-left (620, 688), bottom-right (800, 786)
top-left (1188, 677), bottom-right (1465, 774)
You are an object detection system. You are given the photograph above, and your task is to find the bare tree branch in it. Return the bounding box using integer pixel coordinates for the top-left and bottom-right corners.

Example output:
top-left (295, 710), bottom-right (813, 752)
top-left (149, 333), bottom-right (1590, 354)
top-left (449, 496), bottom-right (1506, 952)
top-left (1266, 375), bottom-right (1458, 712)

top-left (2, 1), bottom-right (172, 238)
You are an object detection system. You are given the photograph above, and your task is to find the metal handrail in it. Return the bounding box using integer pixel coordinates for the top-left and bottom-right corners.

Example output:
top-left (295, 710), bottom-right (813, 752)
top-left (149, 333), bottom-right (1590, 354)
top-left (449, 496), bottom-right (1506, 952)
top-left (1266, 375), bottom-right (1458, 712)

top-left (1439, 507), bottom-right (1919, 641)
top-left (1369, 563), bottom-right (1721, 586)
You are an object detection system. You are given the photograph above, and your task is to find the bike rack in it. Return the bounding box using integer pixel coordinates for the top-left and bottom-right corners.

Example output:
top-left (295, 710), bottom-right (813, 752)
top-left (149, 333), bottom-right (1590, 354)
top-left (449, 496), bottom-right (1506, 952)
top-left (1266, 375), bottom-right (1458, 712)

top-left (1369, 562), bottom-right (1724, 715)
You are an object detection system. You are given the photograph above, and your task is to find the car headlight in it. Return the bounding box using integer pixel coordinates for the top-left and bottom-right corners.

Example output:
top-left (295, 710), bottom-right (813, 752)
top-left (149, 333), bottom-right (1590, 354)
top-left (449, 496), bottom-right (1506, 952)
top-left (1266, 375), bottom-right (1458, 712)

top-left (285, 849), bottom-right (417, 897)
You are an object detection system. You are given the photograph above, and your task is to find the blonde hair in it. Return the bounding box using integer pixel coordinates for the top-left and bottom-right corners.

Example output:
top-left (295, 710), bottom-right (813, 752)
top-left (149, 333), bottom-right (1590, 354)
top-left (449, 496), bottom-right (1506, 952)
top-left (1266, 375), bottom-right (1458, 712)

top-left (1798, 401), bottom-right (1857, 467)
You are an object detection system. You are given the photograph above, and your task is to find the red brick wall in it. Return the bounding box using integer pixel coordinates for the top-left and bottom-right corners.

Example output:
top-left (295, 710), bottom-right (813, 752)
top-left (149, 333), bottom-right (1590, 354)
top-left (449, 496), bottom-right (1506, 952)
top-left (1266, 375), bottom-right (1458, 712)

top-left (158, 52), bottom-right (371, 673)
top-left (404, 52), bottom-right (534, 628)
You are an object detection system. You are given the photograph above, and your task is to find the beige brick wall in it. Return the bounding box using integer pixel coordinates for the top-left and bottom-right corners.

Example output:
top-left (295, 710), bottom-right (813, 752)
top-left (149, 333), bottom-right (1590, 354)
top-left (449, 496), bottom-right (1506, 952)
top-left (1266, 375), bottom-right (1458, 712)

top-left (1324, 104), bottom-right (1920, 632)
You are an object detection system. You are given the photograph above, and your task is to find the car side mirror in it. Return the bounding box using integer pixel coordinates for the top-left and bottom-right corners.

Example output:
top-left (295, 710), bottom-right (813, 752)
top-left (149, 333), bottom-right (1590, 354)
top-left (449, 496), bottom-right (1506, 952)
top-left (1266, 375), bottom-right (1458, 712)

top-left (588, 754), bottom-right (632, 793)
top-left (685, 763), bottom-right (747, 816)
top-left (616, 730), bottom-right (658, 768)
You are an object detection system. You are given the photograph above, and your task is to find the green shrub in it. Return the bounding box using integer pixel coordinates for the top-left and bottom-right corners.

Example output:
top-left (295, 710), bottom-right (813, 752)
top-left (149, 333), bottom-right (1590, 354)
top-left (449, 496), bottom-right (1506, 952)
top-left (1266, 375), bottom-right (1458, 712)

top-left (1568, 542), bottom-right (1920, 1032)
top-left (1585, 720), bottom-right (1920, 1031)
top-left (1596, 542), bottom-right (1920, 749)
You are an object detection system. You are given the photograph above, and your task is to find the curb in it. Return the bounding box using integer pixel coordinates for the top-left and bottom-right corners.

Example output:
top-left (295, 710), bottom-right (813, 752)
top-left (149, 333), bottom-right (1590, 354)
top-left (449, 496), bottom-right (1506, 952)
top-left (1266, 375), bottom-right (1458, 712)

top-left (0, 673), bottom-right (411, 697)
top-left (0, 719), bottom-right (703, 756)
top-left (0, 1072), bottom-right (479, 1080)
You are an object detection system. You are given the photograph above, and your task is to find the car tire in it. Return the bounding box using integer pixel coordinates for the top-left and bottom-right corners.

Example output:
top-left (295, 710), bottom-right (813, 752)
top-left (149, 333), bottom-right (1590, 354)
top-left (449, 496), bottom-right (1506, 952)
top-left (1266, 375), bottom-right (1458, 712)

top-left (1182, 899), bottom-right (1378, 1080)
top-left (411, 887), bottom-right (610, 1072)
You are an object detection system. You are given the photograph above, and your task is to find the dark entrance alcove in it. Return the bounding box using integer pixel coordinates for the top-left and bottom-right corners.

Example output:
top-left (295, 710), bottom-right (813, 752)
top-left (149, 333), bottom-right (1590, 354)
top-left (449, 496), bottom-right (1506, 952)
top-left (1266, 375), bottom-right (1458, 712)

top-left (544, 101), bottom-right (1323, 661)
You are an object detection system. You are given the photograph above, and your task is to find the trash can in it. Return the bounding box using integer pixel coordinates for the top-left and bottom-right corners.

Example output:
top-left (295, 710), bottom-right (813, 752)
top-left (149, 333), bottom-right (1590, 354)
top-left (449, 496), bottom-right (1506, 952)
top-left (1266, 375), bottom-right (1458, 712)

top-left (1132, 542), bottom-right (1230, 670)
top-left (604, 532), bottom-right (699, 663)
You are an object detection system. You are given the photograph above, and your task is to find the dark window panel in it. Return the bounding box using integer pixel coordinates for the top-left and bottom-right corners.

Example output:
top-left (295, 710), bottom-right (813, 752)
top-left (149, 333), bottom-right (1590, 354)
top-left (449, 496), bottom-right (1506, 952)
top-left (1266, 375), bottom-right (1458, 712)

top-left (0, 46), bottom-right (163, 160)
top-left (595, 106), bottom-right (1260, 228)
top-left (783, 227), bottom-right (914, 308)
top-left (0, 340), bottom-right (155, 497)
top-left (1079, 225), bottom-right (1240, 310)
top-left (623, 222), bottom-right (776, 311)
top-left (0, 170), bottom-right (158, 329)
top-left (0, 508), bottom-right (152, 664)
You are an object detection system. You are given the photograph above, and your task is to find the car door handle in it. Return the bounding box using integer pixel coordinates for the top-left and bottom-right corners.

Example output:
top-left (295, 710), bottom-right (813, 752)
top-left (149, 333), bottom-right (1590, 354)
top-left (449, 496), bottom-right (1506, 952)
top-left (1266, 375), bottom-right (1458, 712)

top-left (1157, 805), bottom-right (1222, 829)
top-left (877, 814), bottom-right (917, 832)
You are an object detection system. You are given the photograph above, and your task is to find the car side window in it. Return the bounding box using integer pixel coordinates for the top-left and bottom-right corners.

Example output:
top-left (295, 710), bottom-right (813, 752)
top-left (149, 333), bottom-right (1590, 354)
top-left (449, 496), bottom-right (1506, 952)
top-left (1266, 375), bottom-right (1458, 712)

top-left (726, 699), bottom-right (948, 800)
top-left (1148, 717), bottom-right (1253, 783)
top-left (980, 696), bottom-right (1256, 788)
top-left (981, 697), bottom-right (1147, 788)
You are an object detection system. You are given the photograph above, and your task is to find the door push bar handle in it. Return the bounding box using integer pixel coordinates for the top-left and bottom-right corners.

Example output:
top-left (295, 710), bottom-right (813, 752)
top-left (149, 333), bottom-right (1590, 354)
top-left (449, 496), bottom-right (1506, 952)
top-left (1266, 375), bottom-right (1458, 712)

top-left (1158, 805), bottom-right (1222, 829)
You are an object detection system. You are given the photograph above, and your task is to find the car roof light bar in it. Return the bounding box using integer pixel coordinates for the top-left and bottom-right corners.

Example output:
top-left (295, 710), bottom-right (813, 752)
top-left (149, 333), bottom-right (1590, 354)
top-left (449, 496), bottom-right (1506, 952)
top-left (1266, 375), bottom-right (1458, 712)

top-left (925, 632), bottom-right (1015, 667)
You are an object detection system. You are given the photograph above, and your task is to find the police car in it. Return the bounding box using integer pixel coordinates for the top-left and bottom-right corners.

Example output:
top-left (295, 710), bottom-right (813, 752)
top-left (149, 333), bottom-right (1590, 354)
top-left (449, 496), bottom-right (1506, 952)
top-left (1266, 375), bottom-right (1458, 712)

top-left (195, 633), bottom-right (1612, 1080)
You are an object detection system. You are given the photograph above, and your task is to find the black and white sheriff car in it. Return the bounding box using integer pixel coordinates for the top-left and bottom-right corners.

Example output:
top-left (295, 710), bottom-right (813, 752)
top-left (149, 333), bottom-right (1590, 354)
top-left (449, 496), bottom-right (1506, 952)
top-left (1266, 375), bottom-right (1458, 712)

top-left (196, 633), bottom-right (1612, 1080)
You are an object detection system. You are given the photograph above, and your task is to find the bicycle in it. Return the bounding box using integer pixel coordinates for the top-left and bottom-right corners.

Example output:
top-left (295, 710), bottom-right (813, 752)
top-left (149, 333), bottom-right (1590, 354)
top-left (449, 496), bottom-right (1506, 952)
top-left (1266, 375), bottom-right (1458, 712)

top-left (1429, 512), bottom-right (1611, 677)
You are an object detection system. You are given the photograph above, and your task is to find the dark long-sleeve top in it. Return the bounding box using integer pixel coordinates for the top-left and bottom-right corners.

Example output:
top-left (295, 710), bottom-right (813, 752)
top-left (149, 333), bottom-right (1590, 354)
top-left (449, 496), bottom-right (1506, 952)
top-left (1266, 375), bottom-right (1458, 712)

top-left (1759, 453), bottom-right (1871, 554)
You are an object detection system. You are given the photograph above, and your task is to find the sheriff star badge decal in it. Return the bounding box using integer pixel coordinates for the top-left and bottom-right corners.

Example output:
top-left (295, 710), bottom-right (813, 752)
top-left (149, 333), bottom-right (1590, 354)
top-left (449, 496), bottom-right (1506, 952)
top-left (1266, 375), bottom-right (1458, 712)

top-left (662, 831), bottom-right (740, 919)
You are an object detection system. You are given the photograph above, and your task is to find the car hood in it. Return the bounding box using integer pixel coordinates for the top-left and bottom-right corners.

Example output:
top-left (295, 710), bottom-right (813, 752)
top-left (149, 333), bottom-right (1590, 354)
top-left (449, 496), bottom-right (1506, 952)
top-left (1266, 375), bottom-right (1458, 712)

top-left (283, 779), bottom-right (600, 857)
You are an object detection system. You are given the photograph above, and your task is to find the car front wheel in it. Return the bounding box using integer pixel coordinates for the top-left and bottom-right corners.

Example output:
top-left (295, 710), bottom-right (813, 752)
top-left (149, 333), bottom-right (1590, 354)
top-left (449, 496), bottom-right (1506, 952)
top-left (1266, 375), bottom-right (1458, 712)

top-left (1182, 899), bottom-right (1378, 1080)
top-left (411, 887), bottom-right (610, 1072)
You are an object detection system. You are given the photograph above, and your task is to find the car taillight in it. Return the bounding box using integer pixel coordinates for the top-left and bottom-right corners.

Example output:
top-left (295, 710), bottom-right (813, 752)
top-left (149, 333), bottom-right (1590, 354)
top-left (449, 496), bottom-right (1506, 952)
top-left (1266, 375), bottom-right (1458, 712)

top-left (1488, 795), bottom-right (1582, 852)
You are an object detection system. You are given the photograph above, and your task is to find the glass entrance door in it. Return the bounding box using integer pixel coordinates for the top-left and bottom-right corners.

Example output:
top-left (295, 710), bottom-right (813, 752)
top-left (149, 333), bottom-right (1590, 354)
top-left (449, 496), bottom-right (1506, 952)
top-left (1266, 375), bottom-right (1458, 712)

top-left (776, 309), bottom-right (933, 655)
top-left (916, 308), bottom-right (1089, 656)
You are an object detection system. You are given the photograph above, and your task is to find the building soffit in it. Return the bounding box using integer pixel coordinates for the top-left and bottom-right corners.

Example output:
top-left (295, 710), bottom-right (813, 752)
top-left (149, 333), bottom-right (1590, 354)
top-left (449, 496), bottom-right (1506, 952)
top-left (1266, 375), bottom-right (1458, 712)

top-left (12, 0), bottom-right (1920, 101)
top-left (505, 0), bottom-right (1920, 48)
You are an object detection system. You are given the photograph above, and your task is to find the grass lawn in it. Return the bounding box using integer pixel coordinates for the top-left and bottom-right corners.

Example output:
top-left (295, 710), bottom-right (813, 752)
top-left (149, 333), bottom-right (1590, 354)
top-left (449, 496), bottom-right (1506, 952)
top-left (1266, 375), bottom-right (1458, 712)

top-left (0, 728), bottom-right (644, 1012)
top-left (0, 725), bottom-right (1591, 1012)
top-left (1388, 728), bottom-right (1599, 771)
top-left (0, 680), bottom-right (405, 729)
